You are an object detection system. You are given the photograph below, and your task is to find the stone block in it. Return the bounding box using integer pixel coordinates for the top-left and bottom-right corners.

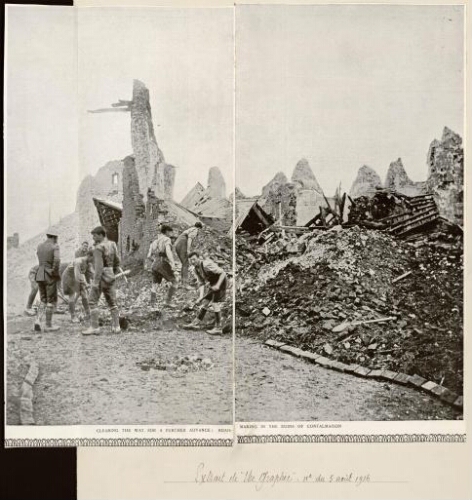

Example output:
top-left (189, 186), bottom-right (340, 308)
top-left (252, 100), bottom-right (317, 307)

top-left (430, 385), bottom-right (449, 397)
top-left (379, 370), bottom-right (399, 382)
top-left (439, 389), bottom-right (458, 405)
top-left (408, 374), bottom-right (428, 388)
top-left (314, 356), bottom-right (331, 367)
top-left (421, 381), bottom-right (438, 393)
top-left (354, 366), bottom-right (371, 377)
top-left (343, 363), bottom-right (362, 374)
top-left (393, 373), bottom-right (411, 385)
top-left (330, 361), bottom-right (349, 372)
top-left (366, 369), bottom-right (383, 379)
top-left (298, 351), bottom-right (320, 363)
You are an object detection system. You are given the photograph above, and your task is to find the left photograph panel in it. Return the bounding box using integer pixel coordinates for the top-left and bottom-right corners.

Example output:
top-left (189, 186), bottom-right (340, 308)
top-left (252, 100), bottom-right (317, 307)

top-left (5, 6), bottom-right (234, 446)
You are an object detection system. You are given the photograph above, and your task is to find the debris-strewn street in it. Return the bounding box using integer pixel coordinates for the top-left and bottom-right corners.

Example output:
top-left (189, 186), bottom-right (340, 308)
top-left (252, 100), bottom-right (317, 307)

top-left (237, 219), bottom-right (463, 419)
top-left (7, 311), bottom-right (233, 425)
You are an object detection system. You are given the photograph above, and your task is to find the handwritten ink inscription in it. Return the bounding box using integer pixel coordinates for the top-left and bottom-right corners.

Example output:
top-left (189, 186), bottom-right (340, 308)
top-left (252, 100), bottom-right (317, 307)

top-left (194, 463), bottom-right (376, 490)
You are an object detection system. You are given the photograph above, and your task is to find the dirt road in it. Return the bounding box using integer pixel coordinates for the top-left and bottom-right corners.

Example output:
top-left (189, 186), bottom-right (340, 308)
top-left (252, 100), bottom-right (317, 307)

top-left (6, 313), bottom-right (233, 426)
top-left (235, 338), bottom-right (460, 421)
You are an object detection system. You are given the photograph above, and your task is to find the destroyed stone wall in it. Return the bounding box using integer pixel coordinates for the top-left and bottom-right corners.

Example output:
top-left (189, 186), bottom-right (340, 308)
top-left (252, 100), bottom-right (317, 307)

top-left (349, 165), bottom-right (383, 199)
top-left (295, 190), bottom-right (327, 226)
top-left (426, 127), bottom-right (463, 224)
top-left (181, 182), bottom-right (205, 209)
top-left (291, 158), bottom-right (323, 192)
top-left (384, 158), bottom-right (425, 197)
top-left (260, 160), bottom-right (327, 226)
top-left (76, 160), bottom-right (124, 242)
top-left (207, 166), bottom-right (226, 199)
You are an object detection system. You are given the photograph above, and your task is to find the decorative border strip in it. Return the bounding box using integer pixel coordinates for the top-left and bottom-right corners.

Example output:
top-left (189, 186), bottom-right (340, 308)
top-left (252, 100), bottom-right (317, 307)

top-left (264, 340), bottom-right (464, 410)
top-left (238, 434), bottom-right (467, 444)
top-left (5, 438), bottom-right (234, 448)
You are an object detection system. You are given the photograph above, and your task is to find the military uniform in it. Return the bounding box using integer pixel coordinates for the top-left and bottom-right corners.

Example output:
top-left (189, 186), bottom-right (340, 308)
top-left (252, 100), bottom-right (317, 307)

top-left (26, 262), bottom-right (68, 313)
top-left (62, 257), bottom-right (91, 322)
top-left (33, 237), bottom-right (62, 331)
top-left (186, 257), bottom-right (227, 334)
top-left (88, 238), bottom-right (120, 310)
top-left (148, 234), bottom-right (176, 285)
top-left (35, 239), bottom-right (61, 304)
top-left (194, 259), bottom-right (227, 303)
top-left (174, 226), bottom-right (199, 285)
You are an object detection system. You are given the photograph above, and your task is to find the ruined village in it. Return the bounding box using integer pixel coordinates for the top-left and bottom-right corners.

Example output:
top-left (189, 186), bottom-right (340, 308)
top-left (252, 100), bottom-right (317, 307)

top-left (6, 77), bottom-right (464, 425)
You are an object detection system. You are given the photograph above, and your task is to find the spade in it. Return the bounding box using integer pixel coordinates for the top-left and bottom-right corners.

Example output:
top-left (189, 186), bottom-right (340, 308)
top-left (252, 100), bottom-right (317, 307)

top-left (332, 316), bottom-right (396, 334)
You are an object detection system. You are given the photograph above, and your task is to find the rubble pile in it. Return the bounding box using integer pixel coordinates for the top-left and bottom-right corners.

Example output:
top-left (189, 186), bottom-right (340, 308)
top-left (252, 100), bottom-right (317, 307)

top-left (236, 226), bottom-right (463, 393)
top-left (136, 354), bottom-right (214, 375)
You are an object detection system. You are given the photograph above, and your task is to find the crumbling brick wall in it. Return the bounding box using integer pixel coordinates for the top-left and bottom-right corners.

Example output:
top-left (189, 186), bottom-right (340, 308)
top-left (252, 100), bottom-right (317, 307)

top-left (130, 80), bottom-right (175, 200)
top-left (121, 156), bottom-right (145, 255)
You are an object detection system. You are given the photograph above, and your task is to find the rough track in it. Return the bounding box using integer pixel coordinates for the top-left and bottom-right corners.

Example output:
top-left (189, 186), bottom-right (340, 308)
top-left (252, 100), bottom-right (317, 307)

top-left (235, 338), bottom-right (460, 422)
top-left (6, 314), bottom-right (233, 426)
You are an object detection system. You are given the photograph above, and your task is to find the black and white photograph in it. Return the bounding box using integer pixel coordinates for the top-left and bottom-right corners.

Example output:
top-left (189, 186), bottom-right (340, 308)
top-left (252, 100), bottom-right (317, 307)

top-left (235, 4), bottom-right (464, 424)
top-left (3, 2), bottom-right (467, 448)
top-left (5, 6), bottom-right (234, 431)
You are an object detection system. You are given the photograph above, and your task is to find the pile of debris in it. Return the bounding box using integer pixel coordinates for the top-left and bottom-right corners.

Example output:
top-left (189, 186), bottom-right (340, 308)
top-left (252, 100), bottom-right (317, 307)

top-left (236, 225), bottom-right (463, 393)
top-left (136, 354), bottom-right (214, 375)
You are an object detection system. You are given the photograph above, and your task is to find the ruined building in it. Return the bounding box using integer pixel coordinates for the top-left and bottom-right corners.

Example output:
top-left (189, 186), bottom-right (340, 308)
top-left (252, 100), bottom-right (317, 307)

top-left (76, 160), bottom-right (124, 242)
top-left (349, 127), bottom-right (463, 225)
top-left (88, 79), bottom-right (176, 201)
top-left (349, 165), bottom-right (383, 199)
top-left (425, 127), bottom-right (463, 225)
top-left (86, 79), bottom-right (200, 259)
top-left (180, 166), bottom-right (232, 227)
top-left (257, 159), bottom-right (334, 226)
top-left (384, 158), bottom-right (425, 197)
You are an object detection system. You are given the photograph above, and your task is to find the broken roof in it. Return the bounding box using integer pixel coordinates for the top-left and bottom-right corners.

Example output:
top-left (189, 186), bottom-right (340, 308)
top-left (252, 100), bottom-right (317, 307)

top-left (93, 197), bottom-right (123, 243)
top-left (229, 198), bottom-right (274, 236)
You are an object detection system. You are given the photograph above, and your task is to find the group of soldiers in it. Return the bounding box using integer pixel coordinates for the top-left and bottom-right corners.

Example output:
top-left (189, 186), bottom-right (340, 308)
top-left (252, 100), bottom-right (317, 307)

top-left (26, 220), bottom-right (228, 336)
top-left (145, 221), bottom-right (228, 334)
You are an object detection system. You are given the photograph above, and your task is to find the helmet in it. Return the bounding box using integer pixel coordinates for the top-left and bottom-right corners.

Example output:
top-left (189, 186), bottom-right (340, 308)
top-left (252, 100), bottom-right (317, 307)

top-left (46, 228), bottom-right (59, 237)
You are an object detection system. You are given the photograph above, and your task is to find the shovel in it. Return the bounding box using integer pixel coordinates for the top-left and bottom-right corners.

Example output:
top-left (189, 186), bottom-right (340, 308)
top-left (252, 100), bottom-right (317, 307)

top-left (332, 316), bottom-right (396, 334)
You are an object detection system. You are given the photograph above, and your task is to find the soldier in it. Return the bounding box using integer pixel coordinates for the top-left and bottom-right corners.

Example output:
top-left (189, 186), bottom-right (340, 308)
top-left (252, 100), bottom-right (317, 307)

top-left (184, 252), bottom-right (227, 335)
top-left (146, 224), bottom-right (178, 309)
top-left (75, 241), bottom-right (89, 258)
top-left (62, 252), bottom-right (94, 323)
top-left (25, 262), bottom-right (69, 316)
top-left (174, 222), bottom-right (203, 289)
top-left (82, 226), bottom-right (121, 335)
top-left (34, 229), bottom-right (61, 332)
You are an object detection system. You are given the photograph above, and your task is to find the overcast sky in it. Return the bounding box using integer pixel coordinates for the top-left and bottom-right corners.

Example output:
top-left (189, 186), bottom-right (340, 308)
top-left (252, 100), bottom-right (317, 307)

top-left (6, 7), bottom-right (78, 242)
top-left (236, 5), bottom-right (464, 197)
top-left (6, 6), bottom-right (233, 242)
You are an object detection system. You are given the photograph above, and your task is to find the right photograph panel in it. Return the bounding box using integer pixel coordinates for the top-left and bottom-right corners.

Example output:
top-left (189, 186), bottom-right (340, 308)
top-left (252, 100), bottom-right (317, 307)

top-left (235, 4), bottom-right (465, 440)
